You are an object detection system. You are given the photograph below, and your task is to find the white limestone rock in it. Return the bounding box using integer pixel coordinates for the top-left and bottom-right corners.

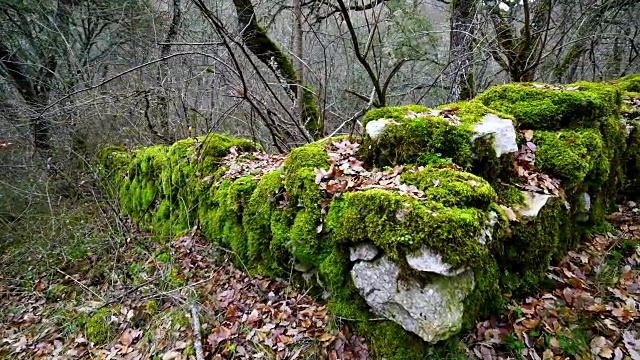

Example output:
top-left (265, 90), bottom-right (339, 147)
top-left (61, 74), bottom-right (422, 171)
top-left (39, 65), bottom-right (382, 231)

top-left (349, 243), bottom-right (379, 262)
top-left (471, 114), bottom-right (518, 157)
top-left (514, 191), bottom-right (552, 221)
top-left (406, 246), bottom-right (466, 276)
top-left (351, 255), bottom-right (475, 343)
top-left (366, 119), bottom-right (397, 140)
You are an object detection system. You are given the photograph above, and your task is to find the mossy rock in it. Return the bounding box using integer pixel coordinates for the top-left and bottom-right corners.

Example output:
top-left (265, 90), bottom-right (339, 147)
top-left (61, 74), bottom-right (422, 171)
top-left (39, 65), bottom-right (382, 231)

top-left (614, 74), bottom-right (640, 92)
top-left (360, 104), bottom-right (474, 168)
top-left (401, 167), bottom-right (497, 209)
top-left (498, 195), bottom-right (578, 294)
top-left (624, 121), bottom-right (640, 196)
top-left (532, 129), bottom-right (608, 190)
top-left (103, 134), bottom-right (259, 235)
top-left (326, 189), bottom-right (504, 269)
top-left (360, 102), bottom-right (517, 186)
top-left (476, 82), bottom-right (620, 130)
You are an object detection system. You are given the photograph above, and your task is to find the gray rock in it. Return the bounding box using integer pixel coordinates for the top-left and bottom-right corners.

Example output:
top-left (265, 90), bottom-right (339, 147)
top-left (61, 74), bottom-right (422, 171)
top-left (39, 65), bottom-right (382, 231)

top-left (620, 119), bottom-right (635, 138)
top-left (351, 255), bottom-right (475, 343)
top-left (575, 192), bottom-right (591, 223)
top-left (406, 246), bottom-right (466, 276)
top-left (577, 192), bottom-right (591, 212)
top-left (514, 191), bottom-right (552, 221)
top-left (349, 243), bottom-right (379, 262)
top-left (471, 114), bottom-right (518, 157)
top-left (477, 211), bottom-right (499, 245)
top-left (293, 262), bottom-right (313, 272)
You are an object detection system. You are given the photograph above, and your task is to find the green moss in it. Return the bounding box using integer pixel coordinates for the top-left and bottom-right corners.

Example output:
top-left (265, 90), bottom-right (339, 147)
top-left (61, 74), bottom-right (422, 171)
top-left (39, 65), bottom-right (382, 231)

top-left (145, 300), bottom-right (159, 315)
top-left (361, 105), bottom-right (475, 169)
top-left (614, 73), bottom-right (640, 92)
top-left (326, 189), bottom-right (494, 269)
top-left (363, 105), bottom-right (431, 124)
top-left (242, 171), bottom-right (295, 277)
top-left (244, 171), bottom-right (283, 262)
top-left (196, 134), bottom-right (258, 175)
top-left (401, 167), bottom-right (497, 209)
top-left (360, 103), bottom-right (517, 187)
top-left (283, 142), bottom-right (328, 208)
top-left (476, 83), bottom-right (620, 130)
top-left (598, 116), bottom-right (627, 206)
top-left (97, 145), bottom-right (130, 174)
top-left (244, 21), bottom-right (320, 138)
top-left (98, 103), bottom-right (631, 358)
top-left (201, 176), bottom-right (257, 261)
top-left (328, 296), bottom-right (429, 360)
top-left (532, 129), bottom-right (608, 190)
top-left (498, 197), bottom-right (578, 295)
top-left (317, 246), bottom-right (349, 294)
top-left (86, 308), bottom-right (117, 345)
top-left (289, 209), bottom-right (323, 263)
top-left (436, 101), bottom-right (515, 124)
top-left (462, 259), bottom-right (505, 327)
top-left (495, 184), bottom-right (526, 206)
top-left (105, 134), bottom-right (259, 236)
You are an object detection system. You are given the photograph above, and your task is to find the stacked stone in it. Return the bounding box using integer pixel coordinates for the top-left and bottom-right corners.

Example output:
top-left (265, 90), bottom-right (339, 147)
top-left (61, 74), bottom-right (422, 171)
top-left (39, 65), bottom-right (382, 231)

top-left (99, 76), bottom-right (640, 360)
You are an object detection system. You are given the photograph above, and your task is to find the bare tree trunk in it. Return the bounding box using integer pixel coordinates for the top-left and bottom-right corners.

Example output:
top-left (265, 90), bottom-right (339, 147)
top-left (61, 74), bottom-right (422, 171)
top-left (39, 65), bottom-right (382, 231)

top-left (553, 0), bottom-right (639, 82)
top-left (293, 0), bottom-right (306, 128)
top-left (0, 42), bottom-right (53, 156)
top-left (448, 0), bottom-right (476, 102)
top-left (0, 0), bottom-right (77, 157)
top-left (231, 0), bottom-right (321, 139)
top-left (157, 0), bottom-right (182, 142)
top-left (486, 0), bottom-right (551, 82)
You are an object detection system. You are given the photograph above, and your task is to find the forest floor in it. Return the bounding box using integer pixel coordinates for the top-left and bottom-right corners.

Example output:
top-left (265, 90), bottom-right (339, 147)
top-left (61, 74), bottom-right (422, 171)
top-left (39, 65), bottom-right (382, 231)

top-left (0, 194), bottom-right (639, 360)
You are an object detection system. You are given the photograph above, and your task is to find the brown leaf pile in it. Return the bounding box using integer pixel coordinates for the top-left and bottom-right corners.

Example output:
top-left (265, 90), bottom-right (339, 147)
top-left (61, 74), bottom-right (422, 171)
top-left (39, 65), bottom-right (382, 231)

top-left (200, 256), bottom-right (368, 360)
top-left (404, 107), bottom-right (462, 125)
top-left (513, 130), bottom-right (563, 197)
top-left (215, 146), bottom-right (287, 184)
top-left (466, 202), bottom-right (640, 360)
top-left (314, 139), bottom-right (434, 200)
top-left (0, 229), bottom-right (367, 360)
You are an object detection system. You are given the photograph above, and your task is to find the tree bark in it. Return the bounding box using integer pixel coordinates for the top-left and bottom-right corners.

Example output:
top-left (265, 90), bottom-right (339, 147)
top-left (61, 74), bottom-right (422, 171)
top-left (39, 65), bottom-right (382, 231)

top-left (486, 0), bottom-right (551, 82)
top-left (231, 0), bottom-right (321, 139)
top-left (553, 0), bottom-right (639, 82)
top-left (156, 0), bottom-right (182, 143)
top-left (448, 0), bottom-right (476, 101)
top-left (0, 42), bottom-right (52, 155)
top-left (0, 0), bottom-right (75, 156)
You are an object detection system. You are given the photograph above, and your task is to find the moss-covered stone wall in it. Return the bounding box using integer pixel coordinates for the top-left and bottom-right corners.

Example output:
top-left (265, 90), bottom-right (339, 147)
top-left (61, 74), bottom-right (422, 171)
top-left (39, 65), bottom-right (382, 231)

top-left (99, 76), bottom-right (640, 359)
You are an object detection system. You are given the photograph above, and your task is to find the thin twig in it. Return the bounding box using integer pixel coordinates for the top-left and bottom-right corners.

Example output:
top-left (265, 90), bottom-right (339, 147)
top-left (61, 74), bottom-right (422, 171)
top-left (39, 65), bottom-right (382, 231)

top-left (96, 277), bottom-right (159, 310)
top-left (190, 303), bottom-right (205, 360)
top-left (321, 88), bottom-right (376, 141)
top-left (54, 267), bottom-right (105, 302)
top-left (37, 51), bottom-right (234, 119)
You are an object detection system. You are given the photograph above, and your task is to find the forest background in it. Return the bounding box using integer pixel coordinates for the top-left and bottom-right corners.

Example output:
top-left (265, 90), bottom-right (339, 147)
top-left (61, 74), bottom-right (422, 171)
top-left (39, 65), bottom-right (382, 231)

top-left (2, 0), bottom-right (639, 212)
